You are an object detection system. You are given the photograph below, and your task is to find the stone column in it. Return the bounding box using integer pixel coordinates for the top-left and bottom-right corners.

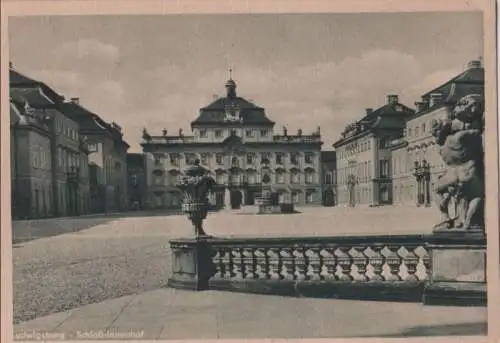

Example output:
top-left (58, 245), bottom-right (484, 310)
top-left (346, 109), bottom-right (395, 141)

top-left (425, 175), bottom-right (431, 207)
top-left (224, 186), bottom-right (231, 210)
top-left (416, 176), bottom-right (421, 207)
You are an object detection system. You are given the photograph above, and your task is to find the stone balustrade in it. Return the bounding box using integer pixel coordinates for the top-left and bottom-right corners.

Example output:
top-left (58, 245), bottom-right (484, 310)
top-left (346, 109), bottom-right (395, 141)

top-left (210, 235), bottom-right (431, 284)
top-left (169, 233), bottom-right (486, 303)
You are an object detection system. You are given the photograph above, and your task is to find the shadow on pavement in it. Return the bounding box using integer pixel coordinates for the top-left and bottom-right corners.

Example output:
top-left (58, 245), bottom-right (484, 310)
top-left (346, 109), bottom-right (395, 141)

top-left (369, 321), bottom-right (487, 337)
top-left (11, 208), bottom-right (209, 245)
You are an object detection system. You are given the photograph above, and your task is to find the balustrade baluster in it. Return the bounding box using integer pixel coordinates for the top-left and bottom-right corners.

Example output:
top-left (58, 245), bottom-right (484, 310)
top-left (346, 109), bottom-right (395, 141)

top-left (222, 247), bottom-right (233, 279)
top-left (212, 249), bottom-right (224, 279)
top-left (293, 248), bottom-right (307, 281)
top-left (280, 248), bottom-right (294, 280)
top-left (254, 248), bottom-right (268, 279)
top-left (268, 248), bottom-right (281, 280)
top-left (320, 248), bottom-right (337, 280)
top-left (384, 246), bottom-right (402, 281)
top-left (367, 246), bottom-right (384, 282)
top-left (232, 248), bottom-right (244, 279)
top-left (335, 247), bottom-right (353, 281)
top-left (242, 248), bottom-right (256, 279)
top-left (403, 248), bottom-right (420, 282)
top-left (422, 249), bottom-right (432, 280)
top-left (306, 247), bottom-right (322, 281)
top-left (351, 246), bottom-right (368, 281)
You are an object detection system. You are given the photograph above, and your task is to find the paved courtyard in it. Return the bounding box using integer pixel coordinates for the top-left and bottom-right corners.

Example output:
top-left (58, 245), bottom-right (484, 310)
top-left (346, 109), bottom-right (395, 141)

top-left (11, 205), bottom-right (487, 338)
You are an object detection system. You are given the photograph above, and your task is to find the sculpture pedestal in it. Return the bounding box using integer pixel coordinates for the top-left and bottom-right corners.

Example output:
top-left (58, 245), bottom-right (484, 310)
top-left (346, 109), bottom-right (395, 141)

top-left (423, 230), bottom-right (486, 306)
top-left (167, 237), bottom-right (215, 291)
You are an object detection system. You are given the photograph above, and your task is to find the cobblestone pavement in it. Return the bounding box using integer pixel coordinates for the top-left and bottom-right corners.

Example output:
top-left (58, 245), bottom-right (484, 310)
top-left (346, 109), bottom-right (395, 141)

top-left (12, 205), bottom-right (440, 323)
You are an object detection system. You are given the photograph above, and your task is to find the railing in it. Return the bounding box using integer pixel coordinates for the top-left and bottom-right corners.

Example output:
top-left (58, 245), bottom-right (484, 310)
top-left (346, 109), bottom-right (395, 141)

top-left (210, 235), bottom-right (431, 283)
top-left (273, 135), bottom-right (321, 143)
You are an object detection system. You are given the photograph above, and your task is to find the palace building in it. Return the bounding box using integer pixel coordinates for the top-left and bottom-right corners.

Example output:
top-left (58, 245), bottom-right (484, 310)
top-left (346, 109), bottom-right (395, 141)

top-left (333, 95), bottom-right (415, 206)
top-left (389, 59), bottom-right (484, 206)
top-left (141, 75), bottom-right (324, 209)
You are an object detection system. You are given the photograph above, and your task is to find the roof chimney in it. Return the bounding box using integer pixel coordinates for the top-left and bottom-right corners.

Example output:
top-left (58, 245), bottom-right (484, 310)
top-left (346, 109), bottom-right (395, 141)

top-left (387, 94), bottom-right (399, 105)
top-left (429, 93), bottom-right (442, 107)
top-left (467, 60), bottom-right (482, 69)
top-left (70, 97), bottom-right (80, 104)
top-left (365, 108), bottom-right (373, 115)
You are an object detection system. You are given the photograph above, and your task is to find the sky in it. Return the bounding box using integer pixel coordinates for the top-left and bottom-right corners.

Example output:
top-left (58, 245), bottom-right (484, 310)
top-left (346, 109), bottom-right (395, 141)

top-left (9, 12), bottom-right (483, 152)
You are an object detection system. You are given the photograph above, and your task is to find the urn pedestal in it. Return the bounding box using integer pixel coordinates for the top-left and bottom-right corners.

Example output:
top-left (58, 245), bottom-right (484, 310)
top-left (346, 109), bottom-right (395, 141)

top-left (167, 237), bottom-right (215, 291)
top-left (423, 230), bottom-right (486, 306)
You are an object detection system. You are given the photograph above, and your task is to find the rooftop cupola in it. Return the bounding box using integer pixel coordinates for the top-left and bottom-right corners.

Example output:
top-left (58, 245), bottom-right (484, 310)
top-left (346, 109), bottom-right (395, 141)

top-left (225, 68), bottom-right (237, 98)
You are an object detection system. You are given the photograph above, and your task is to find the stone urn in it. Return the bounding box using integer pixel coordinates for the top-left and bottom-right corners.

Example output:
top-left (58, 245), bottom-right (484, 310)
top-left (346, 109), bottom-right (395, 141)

top-left (177, 159), bottom-right (216, 238)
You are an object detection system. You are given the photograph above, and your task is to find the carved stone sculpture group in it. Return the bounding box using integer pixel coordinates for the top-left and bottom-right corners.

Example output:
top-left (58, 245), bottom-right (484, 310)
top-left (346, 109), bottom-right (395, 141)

top-left (431, 94), bottom-right (485, 232)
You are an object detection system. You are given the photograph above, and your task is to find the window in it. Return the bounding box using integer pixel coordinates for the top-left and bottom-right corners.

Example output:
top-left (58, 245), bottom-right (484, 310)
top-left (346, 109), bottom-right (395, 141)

top-left (185, 154), bottom-right (196, 165)
top-left (246, 153), bottom-right (254, 165)
top-left (325, 172), bottom-right (333, 185)
top-left (88, 143), bottom-right (98, 152)
top-left (292, 192), bottom-right (299, 204)
top-left (216, 154), bottom-right (224, 165)
top-left (247, 172), bottom-right (256, 184)
top-left (305, 191), bottom-right (313, 204)
top-left (305, 153), bottom-right (314, 164)
top-left (170, 154), bottom-right (179, 166)
top-left (245, 129), bottom-right (254, 137)
top-left (276, 153), bottom-right (284, 165)
top-left (231, 157), bottom-right (239, 167)
top-left (290, 153), bottom-right (299, 165)
top-left (199, 129), bottom-right (208, 138)
top-left (276, 171), bottom-right (285, 184)
top-left (216, 173), bottom-right (224, 184)
top-left (305, 171), bottom-right (314, 184)
top-left (380, 160), bottom-right (389, 178)
top-left (215, 130), bottom-right (223, 138)
top-left (260, 129), bottom-right (268, 137)
top-left (408, 128), bottom-right (412, 138)
top-left (422, 123), bottom-right (426, 134)
top-left (291, 170), bottom-right (299, 184)
top-left (201, 153), bottom-right (209, 165)
top-left (261, 152), bottom-right (271, 165)
top-left (415, 126), bottom-right (419, 137)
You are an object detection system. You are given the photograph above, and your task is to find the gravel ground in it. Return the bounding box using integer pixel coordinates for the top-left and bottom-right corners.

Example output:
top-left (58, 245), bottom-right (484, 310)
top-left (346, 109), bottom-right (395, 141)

top-left (12, 223), bottom-right (177, 324)
top-left (12, 206), bottom-right (439, 324)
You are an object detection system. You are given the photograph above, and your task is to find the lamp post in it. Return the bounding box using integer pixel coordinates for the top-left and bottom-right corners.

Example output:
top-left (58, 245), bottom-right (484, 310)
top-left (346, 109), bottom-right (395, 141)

top-left (347, 174), bottom-right (357, 207)
top-left (413, 160), bottom-right (431, 207)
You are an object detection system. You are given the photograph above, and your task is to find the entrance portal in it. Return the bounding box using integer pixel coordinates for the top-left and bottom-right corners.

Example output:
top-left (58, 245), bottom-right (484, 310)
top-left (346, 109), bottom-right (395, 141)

top-left (230, 190), bottom-right (243, 209)
top-left (246, 189), bottom-right (256, 205)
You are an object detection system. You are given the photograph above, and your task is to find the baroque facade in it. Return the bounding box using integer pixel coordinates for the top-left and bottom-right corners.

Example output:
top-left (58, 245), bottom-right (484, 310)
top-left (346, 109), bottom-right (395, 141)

top-left (389, 59), bottom-right (484, 206)
top-left (141, 76), bottom-right (324, 209)
top-left (62, 99), bottom-right (130, 213)
top-left (9, 66), bottom-right (91, 219)
top-left (127, 153), bottom-right (147, 210)
top-left (333, 95), bottom-right (415, 206)
top-left (321, 151), bottom-right (337, 206)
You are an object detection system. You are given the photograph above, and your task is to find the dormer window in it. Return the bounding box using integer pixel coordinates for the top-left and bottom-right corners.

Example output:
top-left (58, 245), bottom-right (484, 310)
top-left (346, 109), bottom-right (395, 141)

top-left (224, 103), bottom-right (241, 122)
top-left (199, 129), bottom-right (208, 138)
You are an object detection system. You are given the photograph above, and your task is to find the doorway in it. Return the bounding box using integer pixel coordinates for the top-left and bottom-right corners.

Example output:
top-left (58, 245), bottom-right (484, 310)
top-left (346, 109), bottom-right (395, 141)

top-left (230, 190), bottom-right (243, 209)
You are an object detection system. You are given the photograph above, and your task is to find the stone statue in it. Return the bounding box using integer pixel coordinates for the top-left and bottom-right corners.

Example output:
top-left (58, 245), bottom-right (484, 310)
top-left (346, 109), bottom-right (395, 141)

top-left (297, 128), bottom-right (302, 136)
top-left (431, 94), bottom-right (484, 232)
top-left (283, 126), bottom-right (287, 136)
top-left (142, 128), bottom-right (151, 141)
top-left (177, 159), bottom-right (216, 237)
top-left (178, 128), bottom-right (183, 137)
top-left (162, 128), bottom-right (168, 136)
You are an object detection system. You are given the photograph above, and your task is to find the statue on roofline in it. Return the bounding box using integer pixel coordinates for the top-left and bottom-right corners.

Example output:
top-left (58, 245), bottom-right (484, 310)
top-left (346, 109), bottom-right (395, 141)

top-left (431, 93), bottom-right (485, 232)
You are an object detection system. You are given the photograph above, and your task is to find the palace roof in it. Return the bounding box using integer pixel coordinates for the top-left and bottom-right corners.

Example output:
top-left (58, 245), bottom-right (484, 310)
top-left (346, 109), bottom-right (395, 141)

top-left (191, 78), bottom-right (275, 126)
